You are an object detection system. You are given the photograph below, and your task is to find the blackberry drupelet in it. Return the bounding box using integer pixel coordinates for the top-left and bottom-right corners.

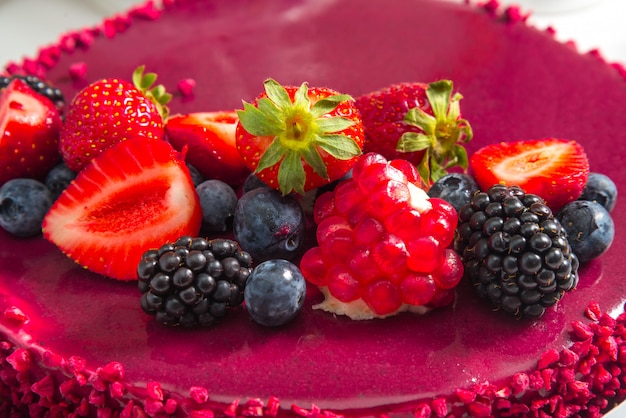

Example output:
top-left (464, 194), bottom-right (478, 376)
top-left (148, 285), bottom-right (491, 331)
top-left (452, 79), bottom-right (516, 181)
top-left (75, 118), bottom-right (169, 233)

top-left (454, 184), bottom-right (579, 319)
top-left (0, 74), bottom-right (65, 112)
top-left (137, 236), bottom-right (253, 327)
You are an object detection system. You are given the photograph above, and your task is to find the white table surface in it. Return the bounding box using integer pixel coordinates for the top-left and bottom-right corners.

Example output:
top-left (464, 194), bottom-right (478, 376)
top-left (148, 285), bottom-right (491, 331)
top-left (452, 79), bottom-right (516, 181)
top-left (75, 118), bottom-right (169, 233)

top-left (0, 0), bottom-right (625, 416)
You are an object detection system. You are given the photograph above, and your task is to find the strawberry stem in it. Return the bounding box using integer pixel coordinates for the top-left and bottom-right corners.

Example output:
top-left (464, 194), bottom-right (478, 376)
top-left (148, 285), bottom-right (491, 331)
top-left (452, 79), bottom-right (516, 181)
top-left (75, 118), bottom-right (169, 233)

top-left (395, 80), bottom-right (472, 185)
top-left (132, 65), bottom-right (172, 121)
top-left (237, 79), bottom-right (361, 195)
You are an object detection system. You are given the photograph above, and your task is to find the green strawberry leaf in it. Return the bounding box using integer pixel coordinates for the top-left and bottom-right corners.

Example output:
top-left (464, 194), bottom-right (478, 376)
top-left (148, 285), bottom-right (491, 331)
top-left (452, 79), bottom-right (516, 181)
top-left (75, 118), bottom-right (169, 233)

top-left (264, 79), bottom-right (294, 109)
top-left (255, 138), bottom-right (286, 173)
top-left (316, 117), bottom-right (355, 134)
top-left (311, 94), bottom-right (353, 117)
top-left (237, 101), bottom-right (284, 137)
top-left (278, 151), bottom-right (306, 195)
top-left (396, 132), bottom-right (432, 153)
top-left (301, 144), bottom-right (329, 180)
top-left (404, 108), bottom-right (437, 136)
top-left (131, 65), bottom-right (171, 120)
top-left (451, 144), bottom-right (469, 170)
top-left (396, 79), bottom-right (473, 185)
top-left (238, 78), bottom-right (362, 195)
top-left (316, 134), bottom-right (362, 160)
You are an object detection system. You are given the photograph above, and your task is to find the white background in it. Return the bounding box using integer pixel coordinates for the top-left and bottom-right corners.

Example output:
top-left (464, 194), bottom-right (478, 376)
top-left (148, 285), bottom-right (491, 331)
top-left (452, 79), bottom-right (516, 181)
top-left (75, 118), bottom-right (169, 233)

top-left (0, 0), bottom-right (624, 416)
top-left (0, 0), bottom-right (625, 66)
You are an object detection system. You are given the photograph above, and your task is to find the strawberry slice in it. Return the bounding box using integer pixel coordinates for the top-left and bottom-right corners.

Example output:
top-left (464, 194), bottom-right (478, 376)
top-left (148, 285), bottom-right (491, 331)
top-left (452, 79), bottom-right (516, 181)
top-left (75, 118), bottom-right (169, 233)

top-left (470, 138), bottom-right (589, 212)
top-left (0, 78), bottom-right (62, 185)
top-left (166, 111), bottom-right (250, 186)
top-left (43, 137), bottom-right (202, 281)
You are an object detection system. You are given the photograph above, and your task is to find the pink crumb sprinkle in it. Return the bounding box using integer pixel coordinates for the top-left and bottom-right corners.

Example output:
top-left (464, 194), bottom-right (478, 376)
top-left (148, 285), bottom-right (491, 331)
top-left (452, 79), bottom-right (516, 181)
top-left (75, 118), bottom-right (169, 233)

top-left (190, 386), bottom-right (210, 404)
top-left (3, 306), bottom-right (29, 324)
top-left (147, 380), bottom-right (164, 400)
top-left (98, 361), bottom-right (125, 382)
top-left (178, 78), bottom-right (196, 97)
top-left (69, 62), bottom-right (88, 81)
top-left (165, 398), bottom-right (178, 414)
top-left (6, 348), bottom-right (31, 372)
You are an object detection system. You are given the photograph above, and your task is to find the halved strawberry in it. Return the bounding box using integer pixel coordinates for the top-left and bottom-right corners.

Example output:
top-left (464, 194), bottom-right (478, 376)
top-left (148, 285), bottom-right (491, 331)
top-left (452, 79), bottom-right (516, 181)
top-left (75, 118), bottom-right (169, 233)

top-left (236, 79), bottom-right (364, 195)
top-left (470, 138), bottom-right (589, 212)
top-left (0, 78), bottom-right (62, 185)
top-left (42, 137), bottom-right (202, 281)
top-left (166, 111), bottom-right (250, 186)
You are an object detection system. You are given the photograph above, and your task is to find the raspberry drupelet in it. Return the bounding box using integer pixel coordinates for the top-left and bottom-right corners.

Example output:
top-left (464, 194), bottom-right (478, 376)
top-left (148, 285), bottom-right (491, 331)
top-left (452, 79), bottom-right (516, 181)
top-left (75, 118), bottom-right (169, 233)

top-left (300, 152), bottom-right (463, 320)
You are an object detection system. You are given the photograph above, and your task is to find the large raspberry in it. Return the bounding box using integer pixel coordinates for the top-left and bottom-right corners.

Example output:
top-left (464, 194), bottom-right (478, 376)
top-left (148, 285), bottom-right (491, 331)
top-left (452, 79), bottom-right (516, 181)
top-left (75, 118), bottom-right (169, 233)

top-left (300, 153), bottom-right (463, 320)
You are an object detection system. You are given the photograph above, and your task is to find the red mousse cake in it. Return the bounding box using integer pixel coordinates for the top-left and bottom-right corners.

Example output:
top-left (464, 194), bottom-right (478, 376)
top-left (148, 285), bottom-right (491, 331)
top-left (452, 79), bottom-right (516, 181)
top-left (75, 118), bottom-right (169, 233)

top-left (1, 0), bottom-right (626, 417)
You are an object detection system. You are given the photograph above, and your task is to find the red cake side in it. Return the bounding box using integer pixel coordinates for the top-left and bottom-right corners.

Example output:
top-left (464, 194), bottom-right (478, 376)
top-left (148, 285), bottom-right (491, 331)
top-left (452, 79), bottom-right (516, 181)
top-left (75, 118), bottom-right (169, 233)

top-left (1, 0), bottom-right (626, 417)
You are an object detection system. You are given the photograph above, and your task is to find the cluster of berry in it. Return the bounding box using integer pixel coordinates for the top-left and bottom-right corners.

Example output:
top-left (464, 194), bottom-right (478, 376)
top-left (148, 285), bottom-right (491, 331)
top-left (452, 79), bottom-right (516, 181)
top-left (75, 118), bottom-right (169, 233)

top-left (0, 67), bottom-right (618, 326)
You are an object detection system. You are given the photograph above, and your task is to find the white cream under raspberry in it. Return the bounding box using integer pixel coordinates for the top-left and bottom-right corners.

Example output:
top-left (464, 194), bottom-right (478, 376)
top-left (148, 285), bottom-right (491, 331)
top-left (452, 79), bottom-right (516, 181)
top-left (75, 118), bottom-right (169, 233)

top-left (313, 286), bottom-right (431, 320)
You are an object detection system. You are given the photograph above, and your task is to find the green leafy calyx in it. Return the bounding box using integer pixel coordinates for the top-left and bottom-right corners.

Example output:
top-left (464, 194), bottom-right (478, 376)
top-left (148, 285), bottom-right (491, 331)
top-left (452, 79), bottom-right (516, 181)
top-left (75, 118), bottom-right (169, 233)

top-left (395, 79), bottom-right (473, 185)
top-left (237, 79), bottom-right (361, 195)
top-left (132, 65), bottom-right (172, 121)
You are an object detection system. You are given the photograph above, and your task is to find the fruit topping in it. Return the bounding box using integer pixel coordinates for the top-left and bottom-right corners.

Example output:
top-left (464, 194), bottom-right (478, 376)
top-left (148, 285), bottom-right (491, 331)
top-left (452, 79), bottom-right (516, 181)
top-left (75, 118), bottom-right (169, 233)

top-left (166, 111), bottom-right (250, 186)
top-left (44, 162), bottom-right (77, 200)
top-left (137, 236), bottom-right (252, 327)
top-left (0, 178), bottom-right (53, 238)
top-left (455, 184), bottom-right (579, 319)
top-left (195, 179), bottom-right (238, 233)
top-left (244, 259), bottom-right (306, 327)
top-left (233, 187), bottom-right (306, 263)
top-left (242, 173), bottom-right (269, 193)
top-left (355, 80), bottom-right (472, 186)
top-left (470, 138), bottom-right (589, 212)
top-left (0, 74), bottom-right (65, 112)
top-left (59, 66), bottom-right (171, 172)
top-left (0, 77), bottom-right (62, 186)
top-left (428, 172), bottom-right (480, 212)
top-left (236, 79), bottom-right (364, 195)
top-left (578, 172), bottom-right (617, 212)
top-left (556, 201), bottom-right (615, 263)
top-left (300, 152), bottom-right (463, 320)
top-left (42, 137), bottom-right (202, 281)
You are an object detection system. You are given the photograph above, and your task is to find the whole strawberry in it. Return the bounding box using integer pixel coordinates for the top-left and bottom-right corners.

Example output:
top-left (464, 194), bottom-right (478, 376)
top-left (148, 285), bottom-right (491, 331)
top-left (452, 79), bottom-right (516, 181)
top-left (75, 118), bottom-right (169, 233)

top-left (59, 66), bottom-right (171, 172)
top-left (236, 79), bottom-right (364, 195)
top-left (0, 78), bottom-right (62, 185)
top-left (300, 153), bottom-right (463, 320)
top-left (355, 80), bottom-right (472, 186)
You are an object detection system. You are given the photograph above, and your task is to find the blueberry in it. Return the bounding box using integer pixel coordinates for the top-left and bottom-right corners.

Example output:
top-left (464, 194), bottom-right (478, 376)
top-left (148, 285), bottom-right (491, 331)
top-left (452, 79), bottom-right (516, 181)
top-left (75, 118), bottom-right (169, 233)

top-left (0, 178), bottom-right (54, 237)
top-left (242, 173), bottom-right (268, 193)
top-left (244, 259), bottom-right (306, 326)
top-left (196, 179), bottom-right (238, 233)
top-left (428, 173), bottom-right (479, 212)
top-left (186, 163), bottom-right (205, 188)
top-left (578, 172), bottom-right (617, 212)
top-left (233, 187), bottom-right (306, 262)
top-left (44, 162), bottom-right (76, 200)
top-left (556, 200), bottom-right (614, 263)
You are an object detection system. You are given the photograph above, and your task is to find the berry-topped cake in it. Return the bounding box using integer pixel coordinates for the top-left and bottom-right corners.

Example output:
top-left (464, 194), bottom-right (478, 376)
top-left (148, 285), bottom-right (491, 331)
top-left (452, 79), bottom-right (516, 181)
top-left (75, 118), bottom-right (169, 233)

top-left (1, 0), bottom-right (625, 417)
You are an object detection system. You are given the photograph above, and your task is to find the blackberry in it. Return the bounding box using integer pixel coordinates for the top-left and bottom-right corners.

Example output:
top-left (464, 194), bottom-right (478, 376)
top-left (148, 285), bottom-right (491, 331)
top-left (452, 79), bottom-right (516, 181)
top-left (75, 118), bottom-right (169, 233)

top-left (137, 236), bottom-right (253, 327)
top-left (454, 184), bottom-right (579, 319)
top-left (0, 74), bottom-right (65, 112)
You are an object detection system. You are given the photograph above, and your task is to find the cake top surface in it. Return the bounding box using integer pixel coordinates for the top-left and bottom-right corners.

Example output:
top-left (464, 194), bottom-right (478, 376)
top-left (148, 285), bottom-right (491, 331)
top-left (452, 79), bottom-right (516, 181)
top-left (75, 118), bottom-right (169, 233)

top-left (1, 0), bottom-right (625, 416)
